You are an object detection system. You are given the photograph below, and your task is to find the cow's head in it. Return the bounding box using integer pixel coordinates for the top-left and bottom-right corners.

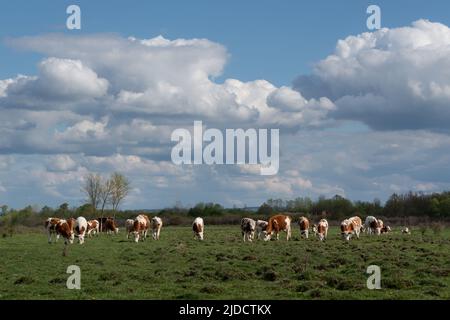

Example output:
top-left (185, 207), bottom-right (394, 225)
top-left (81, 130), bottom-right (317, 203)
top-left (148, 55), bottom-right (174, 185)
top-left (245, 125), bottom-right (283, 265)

top-left (263, 231), bottom-right (273, 241)
top-left (133, 231), bottom-right (140, 243)
top-left (69, 231), bottom-right (75, 244)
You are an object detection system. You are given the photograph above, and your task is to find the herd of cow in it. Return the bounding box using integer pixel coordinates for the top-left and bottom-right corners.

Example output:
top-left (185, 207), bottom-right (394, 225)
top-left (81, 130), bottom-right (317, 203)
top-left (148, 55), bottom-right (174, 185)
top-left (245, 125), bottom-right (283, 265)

top-left (44, 213), bottom-right (411, 247)
top-left (239, 214), bottom-right (403, 242)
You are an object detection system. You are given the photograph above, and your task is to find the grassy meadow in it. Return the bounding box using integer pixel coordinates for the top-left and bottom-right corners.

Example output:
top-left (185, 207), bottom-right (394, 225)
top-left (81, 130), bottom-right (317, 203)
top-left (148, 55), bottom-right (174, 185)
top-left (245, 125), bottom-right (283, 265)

top-left (0, 225), bottom-right (449, 300)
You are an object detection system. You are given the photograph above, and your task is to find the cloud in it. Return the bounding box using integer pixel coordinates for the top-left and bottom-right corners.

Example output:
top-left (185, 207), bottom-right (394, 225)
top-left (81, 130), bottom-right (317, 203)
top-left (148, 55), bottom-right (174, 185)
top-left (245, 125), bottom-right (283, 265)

top-left (293, 19), bottom-right (450, 131)
top-left (2, 27), bottom-right (450, 209)
top-left (46, 155), bottom-right (78, 172)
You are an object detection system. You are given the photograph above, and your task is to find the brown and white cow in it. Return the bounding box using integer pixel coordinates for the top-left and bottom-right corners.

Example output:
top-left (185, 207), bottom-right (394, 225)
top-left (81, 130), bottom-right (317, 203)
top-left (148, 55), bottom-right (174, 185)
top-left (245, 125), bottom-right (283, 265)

top-left (298, 217), bottom-right (310, 239)
top-left (86, 220), bottom-right (99, 238)
top-left (55, 219), bottom-right (75, 245)
top-left (316, 219), bottom-right (329, 241)
top-left (264, 214), bottom-right (292, 241)
top-left (192, 217), bottom-right (204, 240)
top-left (341, 216), bottom-right (362, 241)
top-left (45, 218), bottom-right (61, 243)
top-left (379, 219), bottom-right (391, 234)
top-left (255, 220), bottom-right (268, 240)
top-left (151, 216), bottom-right (163, 240)
top-left (364, 216), bottom-right (381, 235)
top-left (105, 218), bottom-right (119, 235)
top-left (241, 218), bottom-right (256, 242)
top-left (125, 219), bottom-right (134, 239)
top-left (75, 216), bottom-right (88, 244)
top-left (131, 214), bottom-right (150, 243)
top-left (402, 227), bottom-right (411, 234)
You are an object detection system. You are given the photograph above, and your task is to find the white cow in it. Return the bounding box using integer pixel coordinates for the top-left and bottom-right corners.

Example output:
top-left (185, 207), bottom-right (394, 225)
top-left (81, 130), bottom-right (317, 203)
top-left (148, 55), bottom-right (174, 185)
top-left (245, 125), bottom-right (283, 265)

top-left (125, 219), bottom-right (134, 239)
top-left (151, 216), bottom-right (163, 240)
top-left (241, 218), bottom-right (256, 242)
top-left (192, 217), bottom-right (204, 240)
top-left (75, 216), bottom-right (88, 244)
top-left (255, 220), bottom-right (268, 240)
top-left (364, 216), bottom-right (381, 235)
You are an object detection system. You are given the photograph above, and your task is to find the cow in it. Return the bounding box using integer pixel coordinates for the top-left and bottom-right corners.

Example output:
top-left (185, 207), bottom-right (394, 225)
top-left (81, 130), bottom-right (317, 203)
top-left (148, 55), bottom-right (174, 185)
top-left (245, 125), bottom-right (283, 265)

top-left (74, 217), bottom-right (88, 244)
top-left (316, 219), bottom-right (329, 241)
top-left (341, 216), bottom-right (362, 241)
top-left (55, 219), bottom-right (75, 245)
top-left (105, 218), bottom-right (119, 235)
top-left (131, 214), bottom-right (150, 243)
top-left (192, 217), bottom-right (204, 240)
top-left (86, 220), bottom-right (99, 238)
top-left (255, 220), bottom-right (268, 240)
top-left (45, 218), bottom-right (61, 243)
top-left (380, 225), bottom-right (392, 234)
top-left (151, 216), bottom-right (163, 240)
top-left (241, 218), bottom-right (256, 242)
top-left (402, 227), bottom-right (411, 234)
top-left (364, 216), bottom-right (381, 235)
top-left (298, 217), bottom-right (310, 239)
top-left (264, 214), bottom-right (292, 241)
top-left (125, 219), bottom-right (134, 239)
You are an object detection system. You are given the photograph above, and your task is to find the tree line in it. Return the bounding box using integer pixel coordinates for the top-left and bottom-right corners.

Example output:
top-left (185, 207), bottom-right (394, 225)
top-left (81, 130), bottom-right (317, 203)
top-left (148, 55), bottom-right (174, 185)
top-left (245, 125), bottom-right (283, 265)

top-left (1, 189), bottom-right (450, 236)
top-left (258, 191), bottom-right (450, 219)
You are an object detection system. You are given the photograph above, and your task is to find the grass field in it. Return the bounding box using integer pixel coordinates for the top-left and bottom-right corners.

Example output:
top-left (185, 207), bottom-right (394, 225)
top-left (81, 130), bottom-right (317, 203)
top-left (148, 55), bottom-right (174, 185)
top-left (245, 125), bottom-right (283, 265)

top-left (1, 226), bottom-right (450, 300)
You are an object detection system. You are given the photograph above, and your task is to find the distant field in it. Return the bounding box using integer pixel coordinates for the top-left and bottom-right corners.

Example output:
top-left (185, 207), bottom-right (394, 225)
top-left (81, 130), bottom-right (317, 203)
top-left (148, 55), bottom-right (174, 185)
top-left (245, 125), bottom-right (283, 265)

top-left (1, 226), bottom-right (450, 299)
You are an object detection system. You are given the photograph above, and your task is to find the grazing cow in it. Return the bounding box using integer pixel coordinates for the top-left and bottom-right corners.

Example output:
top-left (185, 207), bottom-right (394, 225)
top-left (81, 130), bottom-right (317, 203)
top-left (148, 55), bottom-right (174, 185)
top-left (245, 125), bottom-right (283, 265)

top-left (86, 220), bottom-right (99, 237)
top-left (298, 217), bottom-right (310, 239)
top-left (151, 216), bottom-right (163, 240)
top-left (75, 217), bottom-right (88, 244)
top-left (125, 219), bottom-right (134, 239)
top-left (105, 218), bottom-right (119, 235)
top-left (55, 219), bottom-right (75, 245)
top-left (402, 227), bottom-right (411, 234)
top-left (341, 216), bottom-right (362, 241)
top-left (132, 214), bottom-right (150, 243)
top-left (364, 216), bottom-right (381, 235)
top-left (264, 214), bottom-right (292, 241)
top-left (255, 220), bottom-right (268, 240)
top-left (316, 219), bottom-right (329, 241)
top-left (45, 218), bottom-right (61, 243)
top-left (380, 225), bottom-right (391, 234)
top-left (241, 218), bottom-right (256, 242)
top-left (192, 217), bottom-right (204, 240)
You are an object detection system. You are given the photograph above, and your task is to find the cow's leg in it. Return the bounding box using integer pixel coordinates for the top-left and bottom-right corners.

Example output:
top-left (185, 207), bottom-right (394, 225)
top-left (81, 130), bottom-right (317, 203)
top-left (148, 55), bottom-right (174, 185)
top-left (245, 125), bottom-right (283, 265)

top-left (287, 227), bottom-right (291, 241)
top-left (305, 229), bottom-right (309, 239)
top-left (48, 230), bottom-right (52, 243)
top-left (157, 228), bottom-right (161, 240)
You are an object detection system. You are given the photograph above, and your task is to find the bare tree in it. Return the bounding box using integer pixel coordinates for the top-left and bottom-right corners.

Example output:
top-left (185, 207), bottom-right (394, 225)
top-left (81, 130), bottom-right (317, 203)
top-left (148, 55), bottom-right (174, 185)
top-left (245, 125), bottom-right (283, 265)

top-left (99, 177), bottom-right (114, 215)
top-left (81, 173), bottom-right (102, 215)
top-left (110, 172), bottom-right (131, 217)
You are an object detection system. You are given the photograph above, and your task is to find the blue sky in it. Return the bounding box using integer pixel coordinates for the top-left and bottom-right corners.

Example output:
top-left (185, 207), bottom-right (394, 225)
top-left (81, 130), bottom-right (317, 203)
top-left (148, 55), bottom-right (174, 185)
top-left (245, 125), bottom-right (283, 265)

top-left (2, 1), bottom-right (450, 209)
top-left (2, 0), bottom-right (450, 85)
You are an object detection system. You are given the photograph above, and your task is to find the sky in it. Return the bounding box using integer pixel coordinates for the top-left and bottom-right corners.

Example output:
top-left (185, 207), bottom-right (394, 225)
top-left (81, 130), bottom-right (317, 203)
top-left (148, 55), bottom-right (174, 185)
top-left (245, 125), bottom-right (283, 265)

top-left (1, 0), bottom-right (450, 209)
